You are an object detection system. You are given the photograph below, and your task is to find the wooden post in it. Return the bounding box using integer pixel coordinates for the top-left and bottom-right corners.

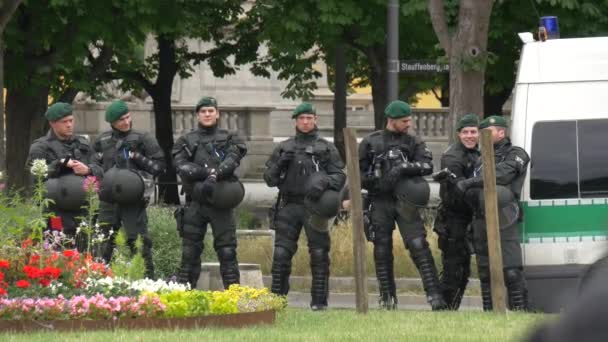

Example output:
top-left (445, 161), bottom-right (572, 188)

top-left (343, 128), bottom-right (368, 313)
top-left (480, 129), bottom-right (507, 313)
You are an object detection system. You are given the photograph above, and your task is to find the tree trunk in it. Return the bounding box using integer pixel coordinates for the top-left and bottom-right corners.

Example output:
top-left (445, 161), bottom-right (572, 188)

top-left (5, 85), bottom-right (49, 190)
top-left (151, 92), bottom-right (179, 205)
top-left (151, 35), bottom-right (180, 205)
top-left (333, 43), bottom-right (347, 161)
top-left (0, 0), bottom-right (23, 177)
top-left (429, 0), bottom-right (493, 142)
top-left (0, 39), bottom-right (5, 174)
top-left (370, 68), bottom-right (387, 130)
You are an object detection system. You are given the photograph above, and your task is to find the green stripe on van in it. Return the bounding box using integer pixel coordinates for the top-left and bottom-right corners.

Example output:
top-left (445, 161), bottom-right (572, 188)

top-left (522, 201), bottom-right (608, 241)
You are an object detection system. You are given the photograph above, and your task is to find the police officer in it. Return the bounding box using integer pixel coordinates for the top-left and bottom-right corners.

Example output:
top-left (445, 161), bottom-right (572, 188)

top-left (27, 102), bottom-right (104, 251)
top-left (93, 100), bottom-right (165, 279)
top-left (456, 115), bottom-right (530, 311)
top-left (359, 100), bottom-right (447, 310)
top-left (433, 114), bottom-right (480, 310)
top-left (264, 102), bottom-right (345, 311)
top-left (172, 96), bottom-right (247, 289)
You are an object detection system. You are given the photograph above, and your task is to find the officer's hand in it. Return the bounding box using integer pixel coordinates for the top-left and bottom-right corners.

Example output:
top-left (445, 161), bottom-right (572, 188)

top-left (217, 158), bottom-right (238, 179)
top-left (201, 172), bottom-right (218, 197)
top-left (455, 179), bottom-right (472, 197)
top-left (307, 176), bottom-right (329, 201)
top-left (72, 161), bottom-right (90, 176)
top-left (385, 163), bottom-right (406, 186)
top-left (277, 151), bottom-right (295, 170)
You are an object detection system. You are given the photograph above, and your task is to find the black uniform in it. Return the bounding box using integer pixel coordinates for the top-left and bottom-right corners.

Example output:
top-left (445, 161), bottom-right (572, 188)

top-left (93, 128), bottom-right (165, 279)
top-left (434, 141), bottom-right (480, 309)
top-left (172, 123), bottom-right (247, 289)
top-left (359, 129), bottom-right (446, 310)
top-left (27, 130), bottom-right (104, 251)
top-left (264, 128), bottom-right (345, 309)
top-left (459, 137), bottom-right (530, 311)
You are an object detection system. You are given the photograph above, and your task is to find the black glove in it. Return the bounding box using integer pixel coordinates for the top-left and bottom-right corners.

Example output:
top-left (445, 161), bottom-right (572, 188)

top-left (384, 162), bottom-right (412, 187)
top-left (432, 168), bottom-right (456, 182)
top-left (200, 172), bottom-right (218, 197)
top-left (277, 151), bottom-right (295, 170)
top-left (306, 176), bottom-right (329, 201)
top-left (177, 163), bottom-right (209, 181)
top-left (455, 178), bottom-right (481, 197)
top-left (217, 156), bottom-right (238, 179)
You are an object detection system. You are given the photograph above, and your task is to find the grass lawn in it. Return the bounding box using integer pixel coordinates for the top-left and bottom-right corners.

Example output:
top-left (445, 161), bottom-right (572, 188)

top-left (0, 308), bottom-right (548, 342)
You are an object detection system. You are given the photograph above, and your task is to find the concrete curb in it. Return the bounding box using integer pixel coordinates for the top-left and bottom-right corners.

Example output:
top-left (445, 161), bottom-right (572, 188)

top-left (286, 292), bottom-right (482, 311)
top-left (263, 275), bottom-right (480, 293)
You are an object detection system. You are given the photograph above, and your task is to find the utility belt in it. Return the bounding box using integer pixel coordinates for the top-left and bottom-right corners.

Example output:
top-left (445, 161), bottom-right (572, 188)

top-left (282, 194), bottom-right (306, 204)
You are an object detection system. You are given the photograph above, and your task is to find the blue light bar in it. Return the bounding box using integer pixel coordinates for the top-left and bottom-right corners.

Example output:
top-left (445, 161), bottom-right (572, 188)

top-left (540, 16), bottom-right (560, 40)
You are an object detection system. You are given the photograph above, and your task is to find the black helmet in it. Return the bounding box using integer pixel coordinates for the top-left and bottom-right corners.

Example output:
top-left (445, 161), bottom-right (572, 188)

top-left (100, 167), bottom-right (145, 204)
top-left (394, 176), bottom-right (430, 207)
top-left (304, 172), bottom-right (327, 193)
top-left (45, 174), bottom-right (87, 211)
top-left (210, 180), bottom-right (245, 209)
top-left (304, 189), bottom-right (341, 218)
top-left (478, 185), bottom-right (519, 228)
top-left (192, 179), bottom-right (245, 209)
top-left (99, 167), bottom-right (116, 203)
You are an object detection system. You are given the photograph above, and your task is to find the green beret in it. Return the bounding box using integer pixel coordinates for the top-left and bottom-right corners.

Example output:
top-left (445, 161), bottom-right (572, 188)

top-left (45, 102), bottom-right (73, 121)
top-left (195, 96), bottom-right (218, 112)
top-left (384, 100), bottom-right (411, 118)
top-left (105, 100), bottom-right (129, 123)
top-left (456, 114), bottom-right (480, 131)
top-left (479, 115), bottom-right (508, 129)
top-left (292, 102), bottom-right (316, 118)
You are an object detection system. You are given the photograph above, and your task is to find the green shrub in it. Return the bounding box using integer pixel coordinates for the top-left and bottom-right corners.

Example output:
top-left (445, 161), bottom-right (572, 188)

top-left (147, 206), bottom-right (216, 280)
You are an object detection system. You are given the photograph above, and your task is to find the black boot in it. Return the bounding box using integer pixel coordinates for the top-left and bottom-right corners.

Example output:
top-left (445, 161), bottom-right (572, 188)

top-left (374, 243), bottom-right (397, 310)
top-left (310, 248), bottom-right (329, 310)
top-left (178, 238), bottom-right (203, 289)
top-left (218, 247), bottom-right (240, 288)
top-left (438, 234), bottom-right (471, 310)
top-left (270, 246), bottom-right (292, 295)
top-left (408, 237), bottom-right (447, 311)
top-left (504, 267), bottom-right (528, 311)
top-left (477, 255), bottom-right (493, 311)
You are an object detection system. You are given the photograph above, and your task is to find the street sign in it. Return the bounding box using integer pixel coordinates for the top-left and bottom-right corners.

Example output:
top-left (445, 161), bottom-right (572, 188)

top-left (400, 60), bottom-right (449, 73)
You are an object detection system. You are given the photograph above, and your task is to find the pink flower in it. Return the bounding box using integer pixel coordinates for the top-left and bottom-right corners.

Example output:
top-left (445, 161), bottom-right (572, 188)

top-left (82, 175), bottom-right (100, 193)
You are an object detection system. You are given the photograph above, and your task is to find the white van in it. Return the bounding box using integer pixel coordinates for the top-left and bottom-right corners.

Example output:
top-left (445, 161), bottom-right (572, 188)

top-left (510, 36), bottom-right (608, 312)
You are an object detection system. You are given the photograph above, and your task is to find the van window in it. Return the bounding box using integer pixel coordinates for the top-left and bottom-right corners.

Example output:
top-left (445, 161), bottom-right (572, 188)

top-left (530, 121), bottom-right (578, 199)
top-left (531, 119), bottom-right (608, 199)
top-left (578, 119), bottom-right (608, 197)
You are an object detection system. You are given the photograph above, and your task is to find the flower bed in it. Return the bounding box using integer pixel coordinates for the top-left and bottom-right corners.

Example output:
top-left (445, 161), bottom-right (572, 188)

top-left (0, 285), bottom-right (284, 332)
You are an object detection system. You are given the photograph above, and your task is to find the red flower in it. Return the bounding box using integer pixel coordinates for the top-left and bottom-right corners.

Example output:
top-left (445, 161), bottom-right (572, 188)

top-left (0, 287), bottom-right (6, 296)
top-left (21, 238), bottom-right (33, 249)
top-left (63, 250), bottom-right (78, 259)
top-left (0, 272), bottom-right (4, 282)
top-left (42, 267), bottom-right (61, 280)
top-left (28, 254), bottom-right (40, 266)
top-left (15, 280), bottom-right (30, 289)
top-left (0, 260), bottom-right (9, 269)
top-left (38, 279), bottom-right (51, 287)
top-left (23, 265), bottom-right (42, 279)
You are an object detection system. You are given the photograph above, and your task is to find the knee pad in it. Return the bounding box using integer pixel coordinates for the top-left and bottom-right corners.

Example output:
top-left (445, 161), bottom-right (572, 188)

top-left (406, 236), bottom-right (429, 252)
top-left (504, 267), bottom-right (524, 285)
top-left (217, 247), bottom-right (237, 262)
top-left (309, 248), bottom-right (329, 263)
top-left (374, 242), bottom-right (392, 260)
top-left (477, 265), bottom-right (491, 283)
top-left (273, 246), bottom-right (293, 263)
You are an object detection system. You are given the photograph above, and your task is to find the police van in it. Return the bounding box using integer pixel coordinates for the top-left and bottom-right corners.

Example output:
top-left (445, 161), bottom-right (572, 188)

top-left (510, 35), bottom-right (608, 312)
